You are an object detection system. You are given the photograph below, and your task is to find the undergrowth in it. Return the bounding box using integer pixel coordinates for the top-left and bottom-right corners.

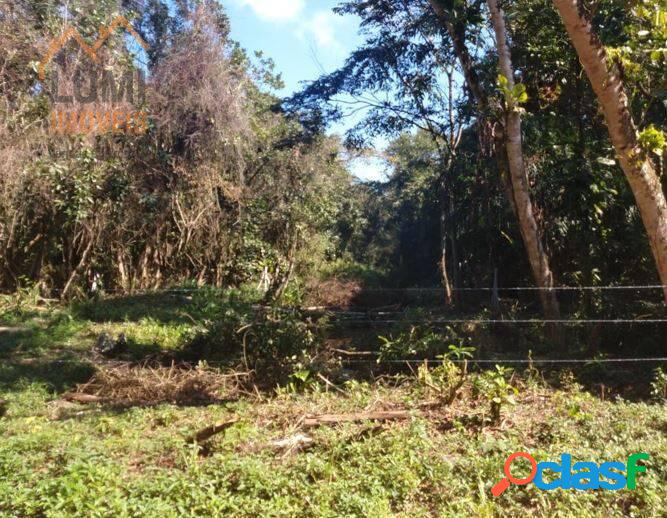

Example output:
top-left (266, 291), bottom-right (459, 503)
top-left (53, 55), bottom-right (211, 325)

top-left (1, 290), bottom-right (666, 516)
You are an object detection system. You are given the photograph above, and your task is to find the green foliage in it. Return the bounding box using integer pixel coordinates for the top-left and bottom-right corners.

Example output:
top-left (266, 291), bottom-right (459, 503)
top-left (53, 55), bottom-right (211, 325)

top-left (317, 259), bottom-right (387, 287)
top-left (0, 283), bottom-right (45, 321)
top-left (638, 125), bottom-right (665, 155)
top-left (0, 1), bottom-right (356, 297)
top-left (1, 366), bottom-right (666, 516)
top-left (416, 345), bottom-right (476, 405)
top-left (650, 367), bottom-right (667, 402)
top-left (2, 295), bottom-right (667, 516)
top-left (377, 324), bottom-right (466, 363)
top-left (284, 369), bottom-right (317, 394)
top-left (443, 344), bottom-right (476, 362)
top-left (182, 305), bottom-right (324, 383)
top-left (497, 74), bottom-right (528, 107)
top-left (417, 360), bottom-right (461, 400)
top-left (472, 365), bottom-right (518, 424)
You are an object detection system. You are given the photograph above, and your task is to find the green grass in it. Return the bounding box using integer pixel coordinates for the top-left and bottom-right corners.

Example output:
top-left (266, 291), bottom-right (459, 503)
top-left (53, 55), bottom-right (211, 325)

top-left (1, 374), bottom-right (665, 517)
top-left (1, 292), bottom-right (666, 516)
top-left (0, 287), bottom-right (254, 360)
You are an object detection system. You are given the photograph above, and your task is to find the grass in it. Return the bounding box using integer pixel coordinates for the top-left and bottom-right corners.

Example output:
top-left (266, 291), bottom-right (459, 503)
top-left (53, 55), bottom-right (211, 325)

top-left (1, 291), bottom-right (666, 516)
top-left (0, 287), bottom-right (249, 360)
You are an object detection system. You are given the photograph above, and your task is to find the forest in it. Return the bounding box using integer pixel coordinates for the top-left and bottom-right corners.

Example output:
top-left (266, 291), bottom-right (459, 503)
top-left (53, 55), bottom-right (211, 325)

top-left (0, 0), bottom-right (666, 516)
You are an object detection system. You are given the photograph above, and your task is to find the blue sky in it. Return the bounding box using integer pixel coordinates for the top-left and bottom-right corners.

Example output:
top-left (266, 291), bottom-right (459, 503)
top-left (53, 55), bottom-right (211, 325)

top-left (225, 0), bottom-right (389, 181)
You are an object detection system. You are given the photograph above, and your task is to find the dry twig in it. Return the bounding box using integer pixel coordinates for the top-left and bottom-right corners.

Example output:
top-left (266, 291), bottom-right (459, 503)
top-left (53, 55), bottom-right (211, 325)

top-left (303, 410), bottom-right (413, 428)
top-left (187, 417), bottom-right (239, 443)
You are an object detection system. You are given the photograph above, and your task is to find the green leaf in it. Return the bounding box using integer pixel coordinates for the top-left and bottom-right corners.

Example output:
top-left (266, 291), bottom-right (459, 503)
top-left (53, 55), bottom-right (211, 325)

top-left (638, 125), bottom-right (665, 155)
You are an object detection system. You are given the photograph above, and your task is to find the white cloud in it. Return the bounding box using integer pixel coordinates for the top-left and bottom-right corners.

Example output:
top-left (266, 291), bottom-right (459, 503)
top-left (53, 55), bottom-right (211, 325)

top-left (234, 2), bottom-right (351, 57)
top-left (235, 0), bottom-right (305, 22)
top-left (296, 11), bottom-right (345, 55)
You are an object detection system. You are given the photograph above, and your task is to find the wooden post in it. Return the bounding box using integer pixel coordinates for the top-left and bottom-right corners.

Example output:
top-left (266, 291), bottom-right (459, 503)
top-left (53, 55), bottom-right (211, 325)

top-left (491, 268), bottom-right (501, 317)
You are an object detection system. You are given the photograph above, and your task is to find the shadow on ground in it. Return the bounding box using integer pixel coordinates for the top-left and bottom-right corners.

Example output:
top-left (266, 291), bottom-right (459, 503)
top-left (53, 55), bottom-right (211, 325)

top-left (0, 326), bottom-right (40, 358)
top-left (0, 357), bottom-right (96, 393)
top-left (72, 293), bottom-right (197, 324)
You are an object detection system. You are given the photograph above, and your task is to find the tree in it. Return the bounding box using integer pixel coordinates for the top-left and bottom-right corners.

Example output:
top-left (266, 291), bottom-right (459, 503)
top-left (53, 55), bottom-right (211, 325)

top-left (429, 0), bottom-right (560, 317)
top-left (0, 0), bottom-right (355, 297)
top-left (287, 0), bottom-right (469, 300)
top-left (552, 0), bottom-right (667, 305)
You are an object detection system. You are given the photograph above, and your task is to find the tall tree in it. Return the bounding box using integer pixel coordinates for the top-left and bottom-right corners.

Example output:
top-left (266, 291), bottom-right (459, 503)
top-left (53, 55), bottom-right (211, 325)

top-left (287, 1), bottom-right (467, 299)
top-left (429, 0), bottom-right (561, 317)
top-left (552, 0), bottom-right (667, 305)
top-left (487, 0), bottom-right (560, 318)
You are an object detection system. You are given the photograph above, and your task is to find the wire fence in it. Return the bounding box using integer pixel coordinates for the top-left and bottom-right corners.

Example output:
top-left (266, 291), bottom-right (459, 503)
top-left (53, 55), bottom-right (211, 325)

top-left (4, 284), bottom-right (664, 369)
top-left (29, 284), bottom-right (667, 295)
top-left (5, 356), bottom-right (666, 366)
top-left (359, 285), bottom-right (667, 292)
top-left (337, 357), bottom-right (667, 365)
top-left (327, 318), bottom-right (667, 326)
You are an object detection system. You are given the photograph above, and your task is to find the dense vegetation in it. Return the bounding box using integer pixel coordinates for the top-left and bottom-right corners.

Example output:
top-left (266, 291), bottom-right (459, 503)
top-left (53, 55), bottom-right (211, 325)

top-left (1, 0), bottom-right (355, 299)
top-left (290, 0), bottom-right (667, 313)
top-left (1, 0), bottom-right (665, 312)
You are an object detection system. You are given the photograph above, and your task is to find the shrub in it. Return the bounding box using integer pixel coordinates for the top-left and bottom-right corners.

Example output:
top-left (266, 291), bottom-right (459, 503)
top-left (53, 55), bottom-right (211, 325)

top-left (472, 365), bottom-right (517, 424)
top-left (377, 325), bottom-right (467, 363)
top-left (650, 367), bottom-right (667, 402)
top-left (180, 306), bottom-right (325, 384)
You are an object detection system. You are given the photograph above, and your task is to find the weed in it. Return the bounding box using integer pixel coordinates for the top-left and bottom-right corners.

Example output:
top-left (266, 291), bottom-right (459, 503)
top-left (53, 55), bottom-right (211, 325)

top-left (472, 365), bottom-right (518, 424)
top-left (1, 294), bottom-right (666, 516)
top-left (377, 325), bottom-right (468, 362)
top-left (650, 368), bottom-right (667, 402)
top-left (416, 345), bottom-right (475, 405)
top-left (181, 306), bottom-right (325, 383)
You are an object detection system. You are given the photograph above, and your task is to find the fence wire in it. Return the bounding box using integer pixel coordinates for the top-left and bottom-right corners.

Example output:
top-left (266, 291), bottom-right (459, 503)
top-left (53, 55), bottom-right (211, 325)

top-left (329, 318), bottom-right (667, 326)
top-left (5, 356), bottom-right (667, 367)
top-left (359, 285), bottom-right (667, 292)
top-left (35, 284), bottom-right (667, 294)
top-left (337, 357), bottom-right (667, 365)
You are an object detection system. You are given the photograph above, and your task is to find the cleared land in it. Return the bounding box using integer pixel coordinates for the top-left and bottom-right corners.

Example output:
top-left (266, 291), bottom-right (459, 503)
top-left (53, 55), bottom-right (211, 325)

top-left (1, 292), bottom-right (665, 517)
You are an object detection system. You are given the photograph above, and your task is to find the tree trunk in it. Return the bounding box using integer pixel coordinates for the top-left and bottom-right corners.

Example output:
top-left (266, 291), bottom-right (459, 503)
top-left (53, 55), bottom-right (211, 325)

top-left (61, 237), bottom-right (94, 300)
top-left (552, 0), bottom-right (667, 305)
top-left (428, 0), bottom-right (487, 110)
top-left (487, 0), bottom-right (561, 319)
top-left (429, 0), bottom-right (561, 318)
top-left (440, 180), bottom-right (454, 306)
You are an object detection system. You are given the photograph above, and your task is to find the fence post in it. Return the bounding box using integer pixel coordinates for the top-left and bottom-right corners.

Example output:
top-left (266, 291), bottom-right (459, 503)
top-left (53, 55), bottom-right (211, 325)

top-left (491, 268), bottom-right (501, 316)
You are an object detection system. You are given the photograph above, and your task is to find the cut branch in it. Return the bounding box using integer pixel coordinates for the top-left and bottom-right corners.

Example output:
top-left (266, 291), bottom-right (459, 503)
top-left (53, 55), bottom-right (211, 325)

top-left (302, 410), bottom-right (413, 428)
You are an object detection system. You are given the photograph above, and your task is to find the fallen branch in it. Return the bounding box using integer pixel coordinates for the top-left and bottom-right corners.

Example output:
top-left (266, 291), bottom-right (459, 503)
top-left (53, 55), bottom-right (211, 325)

top-left (187, 417), bottom-right (239, 443)
top-left (63, 393), bottom-right (108, 404)
top-left (317, 373), bottom-right (347, 395)
top-left (303, 410), bottom-right (412, 428)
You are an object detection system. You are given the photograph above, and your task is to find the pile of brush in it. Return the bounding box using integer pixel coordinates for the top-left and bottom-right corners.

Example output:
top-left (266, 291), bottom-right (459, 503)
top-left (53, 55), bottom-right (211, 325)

top-left (65, 362), bottom-right (250, 408)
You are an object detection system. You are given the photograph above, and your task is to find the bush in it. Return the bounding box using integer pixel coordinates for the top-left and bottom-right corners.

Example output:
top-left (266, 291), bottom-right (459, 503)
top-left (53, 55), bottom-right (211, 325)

top-left (472, 365), bottom-right (518, 424)
top-left (377, 324), bottom-right (468, 362)
top-left (650, 367), bottom-right (667, 402)
top-left (180, 306), bottom-right (325, 384)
